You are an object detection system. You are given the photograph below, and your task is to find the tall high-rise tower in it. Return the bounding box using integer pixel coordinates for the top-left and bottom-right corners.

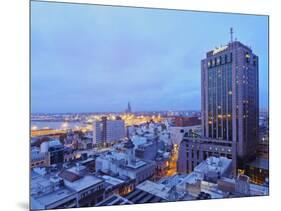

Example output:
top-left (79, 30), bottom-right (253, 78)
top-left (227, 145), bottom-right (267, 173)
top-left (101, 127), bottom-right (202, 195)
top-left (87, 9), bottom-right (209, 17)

top-left (201, 37), bottom-right (259, 162)
top-left (178, 30), bottom-right (259, 174)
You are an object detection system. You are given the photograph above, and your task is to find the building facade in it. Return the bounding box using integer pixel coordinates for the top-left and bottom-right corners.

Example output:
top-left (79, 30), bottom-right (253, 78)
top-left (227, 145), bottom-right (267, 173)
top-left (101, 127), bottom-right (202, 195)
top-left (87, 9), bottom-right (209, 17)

top-left (202, 40), bottom-right (259, 161)
top-left (178, 38), bottom-right (259, 174)
top-left (173, 116), bottom-right (201, 127)
top-left (93, 117), bottom-right (125, 145)
top-left (95, 140), bottom-right (156, 184)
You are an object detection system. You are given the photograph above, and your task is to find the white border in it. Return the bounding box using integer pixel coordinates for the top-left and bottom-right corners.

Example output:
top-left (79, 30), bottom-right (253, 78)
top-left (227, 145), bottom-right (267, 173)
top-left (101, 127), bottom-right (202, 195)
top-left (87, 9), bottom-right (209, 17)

top-left (1, 0), bottom-right (280, 211)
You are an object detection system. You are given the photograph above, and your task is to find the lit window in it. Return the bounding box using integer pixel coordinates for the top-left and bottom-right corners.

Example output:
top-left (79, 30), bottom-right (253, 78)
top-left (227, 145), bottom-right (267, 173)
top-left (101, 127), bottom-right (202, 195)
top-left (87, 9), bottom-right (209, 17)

top-left (245, 53), bottom-right (250, 63)
top-left (217, 58), bottom-right (220, 65)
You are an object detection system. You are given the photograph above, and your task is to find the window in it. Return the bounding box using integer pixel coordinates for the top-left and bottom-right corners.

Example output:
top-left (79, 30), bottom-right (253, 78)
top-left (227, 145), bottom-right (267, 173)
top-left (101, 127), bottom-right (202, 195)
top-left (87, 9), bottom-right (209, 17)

top-left (245, 52), bottom-right (250, 63)
top-left (212, 59), bottom-right (216, 66)
top-left (221, 56), bottom-right (225, 64)
top-left (216, 57), bottom-right (220, 65)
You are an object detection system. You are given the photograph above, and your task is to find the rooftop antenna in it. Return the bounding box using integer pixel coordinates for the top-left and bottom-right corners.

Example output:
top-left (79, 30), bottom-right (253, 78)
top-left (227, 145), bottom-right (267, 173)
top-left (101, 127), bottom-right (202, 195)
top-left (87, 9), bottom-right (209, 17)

top-left (230, 27), bottom-right (233, 43)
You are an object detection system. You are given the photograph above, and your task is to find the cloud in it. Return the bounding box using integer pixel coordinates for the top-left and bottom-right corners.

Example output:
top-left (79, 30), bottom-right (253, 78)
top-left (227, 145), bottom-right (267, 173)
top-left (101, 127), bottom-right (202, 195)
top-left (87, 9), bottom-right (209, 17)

top-left (31, 1), bottom-right (268, 113)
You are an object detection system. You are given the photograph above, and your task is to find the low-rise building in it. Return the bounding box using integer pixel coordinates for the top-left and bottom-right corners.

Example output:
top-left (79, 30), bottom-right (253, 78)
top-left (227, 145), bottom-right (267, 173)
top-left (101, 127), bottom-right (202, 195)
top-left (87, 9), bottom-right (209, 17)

top-left (31, 148), bottom-right (48, 168)
top-left (193, 156), bottom-right (232, 183)
top-left (95, 140), bottom-right (156, 184)
top-left (217, 175), bottom-right (269, 196)
top-left (31, 164), bottom-right (106, 210)
top-left (124, 181), bottom-right (169, 204)
top-left (31, 172), bottom-right (77, 210)
top-left (96, 194), bottom-right (133, 206)
top-left (102, 175), bottom-right (135, 197)
top-left (177, 137), bottom-right (233, 174)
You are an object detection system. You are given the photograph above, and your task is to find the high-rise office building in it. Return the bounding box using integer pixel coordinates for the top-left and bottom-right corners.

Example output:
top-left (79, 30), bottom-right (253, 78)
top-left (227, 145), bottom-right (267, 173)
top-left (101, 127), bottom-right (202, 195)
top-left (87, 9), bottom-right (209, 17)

top-left (178, 30), bottom-right (259, 174)
top-left (202, 38), bottom-right (259, 161)
top-left (93, 117), bottom-right (125, 145)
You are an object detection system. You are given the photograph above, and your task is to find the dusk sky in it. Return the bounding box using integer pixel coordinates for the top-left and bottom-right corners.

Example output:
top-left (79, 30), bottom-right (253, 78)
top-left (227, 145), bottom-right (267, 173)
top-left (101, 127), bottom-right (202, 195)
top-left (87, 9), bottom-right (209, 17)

top-left (31, 1), bottom-right (268, 113)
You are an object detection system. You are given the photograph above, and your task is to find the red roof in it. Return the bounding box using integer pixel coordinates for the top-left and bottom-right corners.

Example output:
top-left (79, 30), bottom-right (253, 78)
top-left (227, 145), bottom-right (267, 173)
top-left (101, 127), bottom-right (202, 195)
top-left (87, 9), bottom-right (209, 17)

top-left (59, 169), bottom-right (81, 182)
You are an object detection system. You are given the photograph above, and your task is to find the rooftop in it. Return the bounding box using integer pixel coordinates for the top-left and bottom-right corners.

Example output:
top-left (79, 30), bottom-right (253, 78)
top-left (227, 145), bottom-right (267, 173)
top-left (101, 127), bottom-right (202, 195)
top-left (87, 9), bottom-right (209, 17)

top-left (97, 194), bottom-right (132, 206)
top-left (159, 174), bottom-right (187, 187)
top-left (218, 176), bottom-right (269, 196)
top-left (194, 156), bottom-right (232, 176)
top-left (102, 175), bottom-right (125, 186)
top-left (31, 172), bottom-right (76, 210)
top-left (31, 187), bottom-right (75, 209)
top-left (206, 41), bottom-right (253, 57)
top-left (59, 169), bottom-right (81, 182)
top-left (124, 139), bottom-right (135, 149)
top-left (182, 172), bottom-right (202, 184)
top-left (136, 180), bottom-right (171, 199)
top-left (125, 188), bottom-right (168, 204)
top-left (79, 157), bottom-right (95, 165)
top-left (63, 175), bottom-right (103, 192)
top-left (126, 160), bottom-right (146, 169)
top-left (31, 173), bottom-right (52, 196)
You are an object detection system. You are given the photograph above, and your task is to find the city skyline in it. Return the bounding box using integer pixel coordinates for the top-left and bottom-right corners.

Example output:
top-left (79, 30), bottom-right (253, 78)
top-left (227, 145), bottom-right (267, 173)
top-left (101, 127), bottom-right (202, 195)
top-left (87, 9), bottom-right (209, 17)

top-left (30, 2), bottom-right (269, 210)
top-left (31, 1), bottom-right (268, 113)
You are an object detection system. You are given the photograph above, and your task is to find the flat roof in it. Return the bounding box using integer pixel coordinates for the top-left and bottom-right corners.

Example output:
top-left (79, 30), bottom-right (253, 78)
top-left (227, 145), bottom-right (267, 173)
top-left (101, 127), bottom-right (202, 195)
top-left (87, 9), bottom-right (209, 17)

top-left (31, 179), bottom-right (50, 195)
top-left (194, 156), bottom-right (232, 174)
top-left (126, 160), bottom-right (146, 169)
top-left (67, 165), bottom-right (87, 174)
top-left (159, 174), bottom-right (186, 187)
top-left (31, 173), bottom-right (76, 209)
top-left (136, 180), bottom-right (171, 199)
top-left (31, 187), bottom-right (75, 209)
top-left (97, 194), bottom-right (132, 206)
top-left (125, 189), bottom-right (167, 204)
top-left (64, 175), bottom-right (103, 192)
top-left (182, 172), bottom-right (201, 184)
top-left (79, 157), bottom-right (95, 164)
top-left (102, 175), bottom-right (125, 186)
